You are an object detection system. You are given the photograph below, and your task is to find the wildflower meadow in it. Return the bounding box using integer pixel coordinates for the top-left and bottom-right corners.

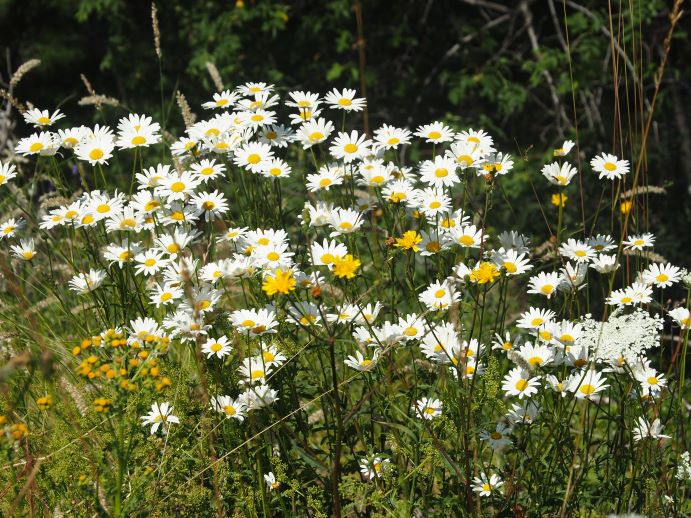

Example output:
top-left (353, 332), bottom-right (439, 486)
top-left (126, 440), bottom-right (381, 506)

top-left (0, 1), bottom-right (690, 516)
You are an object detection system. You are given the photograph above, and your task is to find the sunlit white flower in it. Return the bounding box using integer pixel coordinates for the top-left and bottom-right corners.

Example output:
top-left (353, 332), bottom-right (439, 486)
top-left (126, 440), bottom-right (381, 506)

top-left (633, 417), bottom-right (670, 442)
top-left (210, 395), bottom-right (246, 422)
top-left (202, 90), bottom-right (241, 109)
top-left (374, 124), bottom-right (411, 149)
top-left (158, 171), bottom-right (201, 201)
top-left (568, 369), bottom-right (608, 400)
top-left (24, 108), bottom-right (65, 128)
top-left (591, 153), bottom-right (629, 180)
top-left (329, 130), bottom-right (371, 163)
top-left (623, 233), bottom-right (655, 251)
top-left (10, 238), bottom-right (37, 261)
top-left (141, 401), bottom-right (179, 434)
top-left (69, 269), bottom-right (106, 294)
top-left (669, 307), bottom-right (691, 329)
top-left (527, 271), bottom-right (562, 299)
top-left (419, 280), bottom-right (460, 311)
top-left (116, 113), bottom-right (161, 149)
top-left (502, 367), bottom-right (540, 399)
top-left (414, 397), bottom-right (443, 420)
top-left (134, 250), bottom-right (169, 276)
top-left (233, 142), bottom-right (274, 172)
top-left (516, 307), bottom-right (556, 330)
top-left (590, 254), bottom-right (619, 274)
top-left (359, 456), bottom-right (391, 480)
top-left (492, 248), bottom-right (532, 275)
top-left (641, 263), bottom-right (681, 288)
top-left (415, 121), bottom-right (454, 144)
top-left (16, 131), bottom-right (59, 156)
top-left (559, 239), bottom-right (595, 263)
top-left (419, 155), bottom-right (459, 188)
top-left (263, 472), bottom-right (281, 491)
top-left (296, 117), bottom-right (334, 148)
top-left (345, 350), bottom-right (380, 371)
top-left (0, 162), bottom-right (18, 186)
top-left (553, 139), bottom-right (575, 156)
top-left (323, 87), bottom-right (366, 112)
top-left (472, 473), bottom-right (504, 497)
top-left (542, 161), bottom-right (578, 186)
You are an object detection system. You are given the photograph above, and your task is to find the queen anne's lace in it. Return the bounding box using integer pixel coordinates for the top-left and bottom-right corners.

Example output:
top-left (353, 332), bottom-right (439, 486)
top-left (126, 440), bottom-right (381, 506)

top-left (576, 308), bottom-right (663, 364)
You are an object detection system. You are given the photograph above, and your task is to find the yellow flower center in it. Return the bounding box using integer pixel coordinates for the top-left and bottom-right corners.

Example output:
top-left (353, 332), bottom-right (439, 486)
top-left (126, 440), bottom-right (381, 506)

top-left (319, 178), bottom-right (332, 187)
top-left (528, 356), bottom-right (543, 366)
top-left (247, 153), bottom-right (261, 164)
top-left (537, 330), bottom-right (553, 344)
top-left (426, 241), bottom-right (441, 253)
top-left (655, 273), bottom-right (668, 283)
top-left (647, 376), bottom-right (658, 385)
top-left (457, 154), bottom-right (473, 166)
top-left (403, 327), bottom-right (418, 337)
top-left (344, 143), bottom-right (358, 154)
top-left (337, 98), bottom-right (352, 106)
top-left (531, 318), bottom-right (543, 326)
top-left (120, 218), bottom-right (137, 228)
top-left (515, 379), bottom-right (528, 391)
top-left (459, 235), bottom-right (475, 246)
top-left (160, 292), bottom-right (172, 302)
top-left (131, 136), bottom-right (146, 146)
top-left (267, 251), bottom-right (280, 261)
top-left (309, 132), bottom-right (324, 142)
top-left (387, 137), bottom-right (400, 145)
top-left (144, 258), bottom-right (156, 267)
top-left (434, 168), bottom-right (448, 178)
top-left (603, 162), bottom-right (617, 171)
top-left (579, 384), bottom-right (596, 395)
top-left (223, 405), bottom-right (236, 415)
top-left (251, 369), bottom-right (264, 380)
top-left (170, 181), bottom-right (185, 193)
top-left (89, 149), bottom-right (104, 161)
top-left (37, 116), bottom-right (51, 124)
top-left (428, 131), bottom-right (441, 139)
top-left (490, 431), bottom-right (502, 440)
top-left (434, 289), bottom-right (446, 298)
top-left (429, 201), bottom-right (441, 209)
top-left (541, 284), bottom-right (554, 295)
top-left (30, 142), bottom-right (44, 152)
top-left (211, 342), bottom-right (223, 352)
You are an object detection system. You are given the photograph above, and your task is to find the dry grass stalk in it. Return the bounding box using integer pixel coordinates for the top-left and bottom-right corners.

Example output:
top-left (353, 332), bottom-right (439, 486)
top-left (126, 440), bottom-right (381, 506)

top-left (0, 88), bottom-right (26, 113)
top-left (206, 62), bottom-right (224, 91)
top-left (78, 95), bottom-right (119, 108)
top-left (620, 185), bottom-right (666, 199)
top-left (9, 59), bottom-right (41, 89)
top-left (175, 90), bottom-right (196, 127)
top-left (151, 2), bottom-right (162, 59)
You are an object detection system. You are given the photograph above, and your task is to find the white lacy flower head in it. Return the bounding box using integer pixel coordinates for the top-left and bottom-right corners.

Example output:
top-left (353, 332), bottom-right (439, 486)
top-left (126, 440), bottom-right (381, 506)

top-left (575, 308), bottom-right (663, 365)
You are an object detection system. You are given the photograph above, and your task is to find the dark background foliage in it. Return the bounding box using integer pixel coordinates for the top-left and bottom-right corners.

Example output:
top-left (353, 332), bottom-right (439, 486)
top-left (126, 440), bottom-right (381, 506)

top-left (1, 0), bottom-right (689, 260)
